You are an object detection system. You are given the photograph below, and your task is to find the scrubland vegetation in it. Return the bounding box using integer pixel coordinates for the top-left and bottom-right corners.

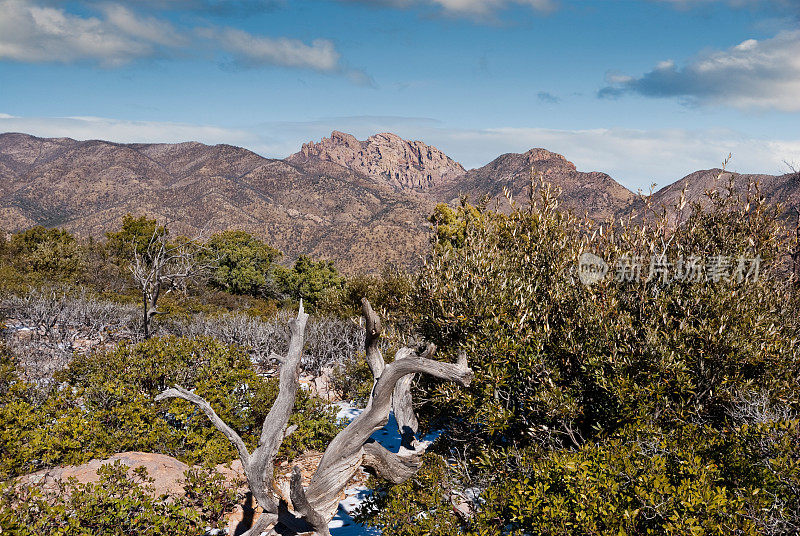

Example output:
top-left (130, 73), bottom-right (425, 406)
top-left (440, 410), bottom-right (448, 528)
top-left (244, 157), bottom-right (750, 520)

top-left (1, 178), bottom-right (799, 535)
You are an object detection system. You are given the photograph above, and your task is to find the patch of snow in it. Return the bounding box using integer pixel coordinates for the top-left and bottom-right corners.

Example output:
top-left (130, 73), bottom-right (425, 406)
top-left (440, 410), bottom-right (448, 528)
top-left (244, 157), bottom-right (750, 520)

top-left (328, 401), bottom-right (443, 536)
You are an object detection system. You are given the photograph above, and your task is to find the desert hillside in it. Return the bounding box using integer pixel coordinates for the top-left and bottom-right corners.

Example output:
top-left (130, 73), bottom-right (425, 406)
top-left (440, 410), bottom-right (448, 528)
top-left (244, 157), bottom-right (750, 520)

top-left (3, 130), bottom-right (796, 271)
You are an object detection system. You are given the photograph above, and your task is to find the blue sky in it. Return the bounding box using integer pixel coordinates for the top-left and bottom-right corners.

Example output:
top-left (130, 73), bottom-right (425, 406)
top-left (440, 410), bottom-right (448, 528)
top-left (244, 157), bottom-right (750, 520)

top-left (1, 0), bottom-right (799, 190)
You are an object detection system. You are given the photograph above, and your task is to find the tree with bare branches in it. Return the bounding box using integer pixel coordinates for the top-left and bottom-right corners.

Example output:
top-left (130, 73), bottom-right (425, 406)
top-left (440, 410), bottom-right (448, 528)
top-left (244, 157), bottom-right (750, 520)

top-left (130, 225), bottom-right (211, 339)
top-left (155, 298), bottom-right (473, 535)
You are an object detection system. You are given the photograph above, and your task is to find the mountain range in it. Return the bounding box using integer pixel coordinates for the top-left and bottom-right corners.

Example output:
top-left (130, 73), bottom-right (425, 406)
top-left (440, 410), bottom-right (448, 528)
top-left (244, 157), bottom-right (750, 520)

top-left (0, 131), bottom-right (796, 272)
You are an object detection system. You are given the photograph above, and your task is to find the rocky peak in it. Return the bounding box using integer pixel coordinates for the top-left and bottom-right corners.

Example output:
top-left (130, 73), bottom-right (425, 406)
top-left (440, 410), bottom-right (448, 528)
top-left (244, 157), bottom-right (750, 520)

top-left (288, 130), bottom-right (465, 191)
top-left (522, 148), bottom-right (576, 170)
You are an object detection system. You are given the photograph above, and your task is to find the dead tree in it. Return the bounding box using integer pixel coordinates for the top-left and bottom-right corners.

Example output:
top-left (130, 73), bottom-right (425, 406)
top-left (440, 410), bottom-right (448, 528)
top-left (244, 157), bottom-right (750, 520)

top-left (155, 298), bottom-right (473, 536)
top-left (130, 226), bottom-right (210, 339)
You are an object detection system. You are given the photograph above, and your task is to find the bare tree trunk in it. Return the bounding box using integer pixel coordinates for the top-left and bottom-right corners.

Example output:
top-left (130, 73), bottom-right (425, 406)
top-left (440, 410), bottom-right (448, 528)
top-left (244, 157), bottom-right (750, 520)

top-left (142, 293), bottom-right (150, 340)
top-left (131, 224), bottom-right (210, 339)
top-left (155, 298), bottom-right (472, 535)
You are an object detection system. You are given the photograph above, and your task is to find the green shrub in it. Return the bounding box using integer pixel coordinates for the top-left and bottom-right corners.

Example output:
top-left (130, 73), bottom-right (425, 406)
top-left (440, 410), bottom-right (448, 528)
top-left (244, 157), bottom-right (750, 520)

top-left (0, 337), bottom-right (341, 479)
top-left (354, 454), bottom-right (462, 536)
top-left (181, 464), bottom-right (240, 529)
top-left (6, 227), bottom-right (84, 277)
top-left (104, 215), bottom-right (165, 260)
top-left (205, 230), bottom-right (282, 296)
top-left (319, 267), bottom-right (415, 321)
top-left (330, 353), bottom-right (374, 404)
top-left (275, 255), bottom-right (344, 308)
top-left (358, 181), bottom-right (800, 535)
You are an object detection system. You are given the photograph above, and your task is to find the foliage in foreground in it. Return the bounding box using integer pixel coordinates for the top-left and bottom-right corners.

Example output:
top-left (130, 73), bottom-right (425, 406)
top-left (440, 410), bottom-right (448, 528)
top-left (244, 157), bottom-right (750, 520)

top-left (0, 337), bottom-right (342, 480)
top-left (358, 183), bottom-right (800, 535)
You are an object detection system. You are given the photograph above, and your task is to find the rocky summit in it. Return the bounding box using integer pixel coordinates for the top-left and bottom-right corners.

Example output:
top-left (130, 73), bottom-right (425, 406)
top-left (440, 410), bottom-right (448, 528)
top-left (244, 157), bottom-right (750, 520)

top-left (287, 130), bottom-right (465, 192)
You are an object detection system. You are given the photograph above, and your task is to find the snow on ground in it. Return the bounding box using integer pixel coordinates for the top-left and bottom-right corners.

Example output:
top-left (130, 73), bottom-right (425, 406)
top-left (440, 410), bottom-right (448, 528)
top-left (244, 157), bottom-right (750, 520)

top-left (327, 402), bottom-right (442, 536)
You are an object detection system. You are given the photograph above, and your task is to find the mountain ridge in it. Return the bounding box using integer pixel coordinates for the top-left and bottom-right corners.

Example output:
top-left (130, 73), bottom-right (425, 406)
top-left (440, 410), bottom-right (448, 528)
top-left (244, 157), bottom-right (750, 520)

top-left (2, 130), bottom-right (796, 272)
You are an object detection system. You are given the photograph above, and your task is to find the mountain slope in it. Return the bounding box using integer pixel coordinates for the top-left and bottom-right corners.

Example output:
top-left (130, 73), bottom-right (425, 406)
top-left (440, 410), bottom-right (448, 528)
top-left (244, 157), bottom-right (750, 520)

top-left (622, 168), bottom-right (800, 226)
top-left (0, 133), bottom-right (434, 273)
top-left (10, 130), bottom-right (792, 274)
top-left (434, 148), bottom-right (636, 221)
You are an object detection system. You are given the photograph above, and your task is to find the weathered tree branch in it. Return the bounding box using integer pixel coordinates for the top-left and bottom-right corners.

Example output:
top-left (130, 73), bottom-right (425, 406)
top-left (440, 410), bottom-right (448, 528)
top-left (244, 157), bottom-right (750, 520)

top-left (391, 343), bottom-right (434, 450)
top-left (362, 441), bottom-right (422, 484)
top-left (155, 386), bottom-right (250, 462)
top-left (361, 298), bottom-right (385, 378)
top-left (245, 300), bottom-right (309, 516)
top-left (290, 467), bottom-right (331, 536)
top-left (156, 302), bottom-right (309, 535)
top-left (155, 298), bottom-right (472, 535)
top-left (303, 339), bottom-right (473, 519)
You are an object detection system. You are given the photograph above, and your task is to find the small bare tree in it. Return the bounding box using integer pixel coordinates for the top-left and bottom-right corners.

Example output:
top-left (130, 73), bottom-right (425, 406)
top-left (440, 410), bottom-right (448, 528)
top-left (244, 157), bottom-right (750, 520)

top-left (130, 225), bottom-right (211, 339)
top-left (155, 298), bottom-right (473, 535)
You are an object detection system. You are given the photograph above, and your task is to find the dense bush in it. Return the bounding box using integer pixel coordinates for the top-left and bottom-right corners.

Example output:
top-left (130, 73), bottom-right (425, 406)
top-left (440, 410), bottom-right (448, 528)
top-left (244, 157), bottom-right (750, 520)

top-left (104, 214), bottom-right (166, 261)
top-left (354, 454), bottom-right (462, 536)
top-left (0, 219), bottom-right (354, 324)
top-left (0, 336), bottom-right (341, 479)
top-left (360, 181), bottom-right (800, 535)
top-left (318, 266), bottom-right (416, 323)
top-left (6, 227), bottom-right (84, 277)
top-left (205, 230), bottom-right (282, 297)
top-left (275, 255), bottom-right (344, 308)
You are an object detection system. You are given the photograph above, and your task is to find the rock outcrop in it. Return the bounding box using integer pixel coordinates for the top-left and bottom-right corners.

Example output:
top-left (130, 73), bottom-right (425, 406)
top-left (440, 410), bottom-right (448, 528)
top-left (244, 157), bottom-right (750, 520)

top-left (16, 450), bottom-right (369, 536)
top-left (18, 452), bottom-right (192, 497)
top-left (288, 130), bottom-right (466, 191)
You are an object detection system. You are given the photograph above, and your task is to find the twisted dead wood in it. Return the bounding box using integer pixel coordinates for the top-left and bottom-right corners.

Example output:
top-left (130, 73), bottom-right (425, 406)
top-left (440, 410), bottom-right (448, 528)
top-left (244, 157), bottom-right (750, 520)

top-left (155, 298), bottom-right (472, 535)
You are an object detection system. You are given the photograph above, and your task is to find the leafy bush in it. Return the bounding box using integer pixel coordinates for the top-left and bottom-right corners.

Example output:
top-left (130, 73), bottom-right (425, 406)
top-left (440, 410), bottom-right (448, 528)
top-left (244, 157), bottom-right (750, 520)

top-left (319, 267), bottom-right (415, 322)
top-left (0, 336), bottom-right (341, 479)
top-left (329, 352), bottom-right (374, 404)
top-left (181, 464), bottom-right (240, 529)
top-left (6, 227), bottom-right (84, 277)
top-left (359, 181), bottom-right (800, 535)
top-left (354, 454), bottom-right (462, 536)
top-left (205, 230), bottom-right (282, 296)
top-left (104, 214), bottom-right (165, 260)
top-left (275, 255), bottom-right (344, 308)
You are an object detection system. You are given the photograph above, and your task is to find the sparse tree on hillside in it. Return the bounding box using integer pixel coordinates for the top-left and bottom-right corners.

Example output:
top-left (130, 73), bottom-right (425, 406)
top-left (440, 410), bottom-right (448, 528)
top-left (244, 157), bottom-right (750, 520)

top-left (155, 298), bottom-right (473, 536)
top-left (130, 225), bottom-right (211, 339)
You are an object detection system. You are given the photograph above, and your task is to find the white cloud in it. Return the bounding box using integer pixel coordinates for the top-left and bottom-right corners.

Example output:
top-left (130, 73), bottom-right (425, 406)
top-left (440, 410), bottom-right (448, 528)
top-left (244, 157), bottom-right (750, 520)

top-left (99, 4), bottom-right (187, 48)
top-left (0, 0), bottom-right (348, 74)
top-left (600, 30), bottom-right (800, 111)
top-left (341, 0), bottom-right (556, 17)
top-left (428, 0), bottom-right (557, 15)
top-left (201, 27), bottom-right (340, 71)
top-left (4, 113), bottom-right (798, 191)
top-left (0, 0), bottom-right (182, 66)
top-left (349, 0), bottom-right (793, 18)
